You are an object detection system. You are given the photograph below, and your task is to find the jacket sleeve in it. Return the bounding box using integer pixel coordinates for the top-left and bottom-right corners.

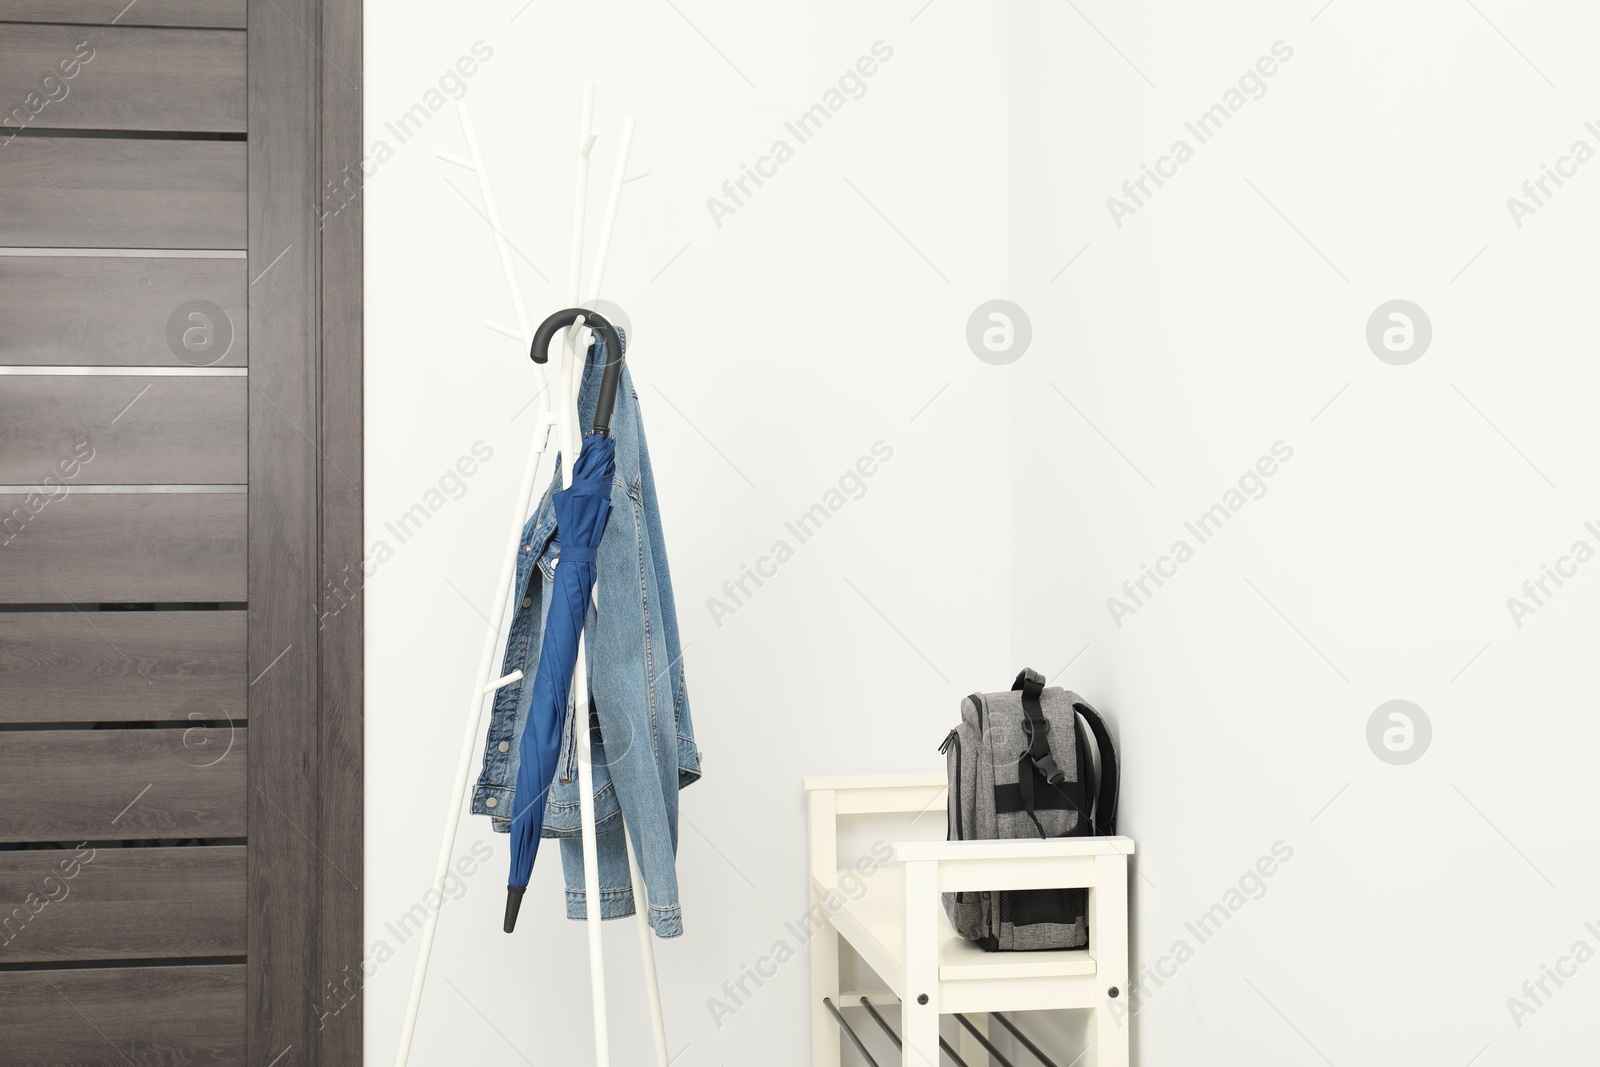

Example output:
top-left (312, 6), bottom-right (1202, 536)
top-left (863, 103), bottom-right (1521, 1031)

top-left (634, 405), bottom-right (701, 786)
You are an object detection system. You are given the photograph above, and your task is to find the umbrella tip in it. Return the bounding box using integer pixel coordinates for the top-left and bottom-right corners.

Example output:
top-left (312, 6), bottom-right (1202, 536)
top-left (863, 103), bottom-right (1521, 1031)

top-left (503, 885), bottom-right (526, 933)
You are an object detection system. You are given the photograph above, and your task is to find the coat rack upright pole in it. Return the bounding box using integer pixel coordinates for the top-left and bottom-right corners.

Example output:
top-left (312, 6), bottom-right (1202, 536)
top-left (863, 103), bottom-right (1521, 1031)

top-left (561, 116), bottom-right (671, 1067)
top-left (547, 83), bottom-right (627, 1067)
top-left (394, 101), bottom-right (558, 1067)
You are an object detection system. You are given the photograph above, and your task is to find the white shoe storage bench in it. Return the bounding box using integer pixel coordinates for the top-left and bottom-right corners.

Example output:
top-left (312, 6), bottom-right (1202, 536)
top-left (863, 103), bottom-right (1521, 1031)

top-left (805, 774), bottom-right (1134, 1067)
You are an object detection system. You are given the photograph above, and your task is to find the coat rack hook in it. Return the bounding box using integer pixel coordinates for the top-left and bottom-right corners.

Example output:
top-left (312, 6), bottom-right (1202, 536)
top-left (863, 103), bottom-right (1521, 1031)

top-left (483, 670), bottom-right (523, 694)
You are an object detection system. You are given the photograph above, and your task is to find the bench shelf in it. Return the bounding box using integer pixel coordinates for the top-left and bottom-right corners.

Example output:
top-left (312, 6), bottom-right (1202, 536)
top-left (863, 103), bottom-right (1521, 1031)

top-left (805, 773), bottom-right (1134, 1066)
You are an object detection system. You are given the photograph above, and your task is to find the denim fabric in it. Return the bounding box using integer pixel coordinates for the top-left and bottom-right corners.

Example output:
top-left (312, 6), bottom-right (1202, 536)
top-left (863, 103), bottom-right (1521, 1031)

top-left (472, 332), bottom-right (701, 937)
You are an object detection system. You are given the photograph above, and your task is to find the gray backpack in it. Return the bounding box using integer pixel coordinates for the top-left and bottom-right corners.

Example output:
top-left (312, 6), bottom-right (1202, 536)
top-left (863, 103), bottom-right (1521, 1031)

top-left (940, 668), bottom-right (1119, 951)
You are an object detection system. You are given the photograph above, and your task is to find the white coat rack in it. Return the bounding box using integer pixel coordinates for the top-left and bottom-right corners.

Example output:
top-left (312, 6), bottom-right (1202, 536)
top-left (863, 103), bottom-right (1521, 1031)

top-left (395, 86), bottom-right (667, 1067)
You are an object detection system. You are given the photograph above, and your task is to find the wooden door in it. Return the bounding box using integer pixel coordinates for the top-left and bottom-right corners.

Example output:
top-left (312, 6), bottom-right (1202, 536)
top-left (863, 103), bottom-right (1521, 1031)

top-left (0, 2), bottom-right (361, 1063)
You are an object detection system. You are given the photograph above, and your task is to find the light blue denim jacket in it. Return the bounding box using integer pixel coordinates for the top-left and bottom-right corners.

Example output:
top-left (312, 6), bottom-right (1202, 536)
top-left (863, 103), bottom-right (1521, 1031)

top-left (472, 334), bottom-right (701, 937)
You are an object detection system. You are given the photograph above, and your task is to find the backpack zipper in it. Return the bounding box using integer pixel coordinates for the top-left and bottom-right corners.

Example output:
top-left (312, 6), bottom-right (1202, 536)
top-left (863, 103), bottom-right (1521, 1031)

top-left (939, 729), bottom-right (965, 840)
top-left (942, 728), bottom-right (967, 905)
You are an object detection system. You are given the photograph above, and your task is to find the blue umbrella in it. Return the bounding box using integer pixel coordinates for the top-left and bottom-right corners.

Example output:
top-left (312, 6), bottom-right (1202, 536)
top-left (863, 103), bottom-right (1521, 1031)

top-left (504, 308), bottom-right (625, 934)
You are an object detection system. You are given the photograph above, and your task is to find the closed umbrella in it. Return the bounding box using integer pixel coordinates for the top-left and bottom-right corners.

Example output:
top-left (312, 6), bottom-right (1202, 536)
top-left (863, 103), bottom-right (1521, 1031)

top-left (504, 308), bottom-right (625, 934)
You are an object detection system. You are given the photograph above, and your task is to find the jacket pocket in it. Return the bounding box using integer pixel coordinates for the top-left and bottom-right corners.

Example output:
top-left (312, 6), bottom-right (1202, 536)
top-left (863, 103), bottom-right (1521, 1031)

top-left (542, 775), bottom-right (623, 837)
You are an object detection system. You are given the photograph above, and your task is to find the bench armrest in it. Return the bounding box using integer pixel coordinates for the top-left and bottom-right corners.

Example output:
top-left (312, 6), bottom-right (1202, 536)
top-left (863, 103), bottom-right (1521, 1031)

top-left (893, 836), bottom-right (1135, 862)
top-left (893, 836), bottom-right (1135, 894)
top-left (803, 774), bottom-right (947, 817)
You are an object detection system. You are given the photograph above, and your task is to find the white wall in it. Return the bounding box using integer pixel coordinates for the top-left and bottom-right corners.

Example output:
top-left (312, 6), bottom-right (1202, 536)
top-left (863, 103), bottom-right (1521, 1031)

top-left (365, 3), bottom-right (1011, 1064)
top-left (1010, 1), bottom-right (1600, 1064)
top-left (369, 2), bottom-right (1599, 1064)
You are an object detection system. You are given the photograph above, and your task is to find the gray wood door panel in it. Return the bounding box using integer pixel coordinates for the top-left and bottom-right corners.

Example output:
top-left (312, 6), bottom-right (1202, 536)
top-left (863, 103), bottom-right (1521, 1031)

top-left (0, 493), bottom-right (246, 602)
top-left (0, 846), bottom-right (245, 962)
top-left (0, 24), bottom-right (244, 133)
top-left (0, 611), bottom-right (245, 724)
top-left (246, 0), bottom-right (365, 1057)
top-left (0, 965), bottom-right (245, 1066)
top-left (308, 3), bottom-right (365, 1060)
top-left (0, 375), bottom-right (246, 483)
top-left (0, 0), bottom-right (362, 1055)
top-left (0, 728), bottom-right (245, 842)
top-left (0, 137), bottom-right (245, 249)
top-left (0, 0), bottom-right (244, 29)
top-left (0, 256), bottom-right (245, 366)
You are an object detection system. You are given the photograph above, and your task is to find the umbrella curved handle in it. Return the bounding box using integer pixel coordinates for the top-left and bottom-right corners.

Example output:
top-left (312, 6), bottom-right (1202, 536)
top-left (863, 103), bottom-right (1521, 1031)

top-left (530, 307), bottom-right (625, 437)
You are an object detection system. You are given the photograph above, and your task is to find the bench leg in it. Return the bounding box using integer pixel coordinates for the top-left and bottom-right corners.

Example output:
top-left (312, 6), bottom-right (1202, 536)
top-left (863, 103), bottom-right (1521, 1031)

top-left (1093, 854), bottom-right (1131, 1067)
top-left (810, 886), bottom-right (841, 1067)
top-left (808, 790), bottom-right (842, 1067)
top-left (959, 1013), bottom-right (990, 1065)
top-left (902, 860), bottom-right (940, 1067)
top-left (901, 1004), bottom-right (939, 1067)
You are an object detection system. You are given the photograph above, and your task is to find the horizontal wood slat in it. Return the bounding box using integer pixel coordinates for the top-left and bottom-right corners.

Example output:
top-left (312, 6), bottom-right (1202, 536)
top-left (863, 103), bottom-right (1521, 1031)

top-left (0, 375), bottom-right (246, 483)
top-left (0, 728), bottom-right (245, 841)
top-left (0, 24), bottom-right (244, 133)
top-left (0, 846), bottom-right (245, 963)
top-left (0, 137), bottom-right (245, 249)
top-left (0, 256), bottom-right (246, 366)
top-left (0, 964), bottom-right (245, 1066)
top-left (0, 1), bottom-right (244, 29)
top-left (0, 492), bottom-right (245, 602)
top-left (0, 611), bottom-right (245, 724)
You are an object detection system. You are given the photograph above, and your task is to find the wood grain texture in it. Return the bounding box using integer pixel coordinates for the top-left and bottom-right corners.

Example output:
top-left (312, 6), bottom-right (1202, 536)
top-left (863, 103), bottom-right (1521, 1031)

top-left (245, 0), bottom-right (363, 1057)
top-left (0, 492), bottom-right (245, 602)
top-left (0, 24), bottom-right (244, 133)
top-left (0, 846), bottom-right (245, 963)
top-left (316, 0), bottom-right (364, 1059)
top-left (0, 375), bottom-right (246, 483)
top-left (0, 0), bottom-right (244, 29)
top-left (0, 728), bottom-right (246, 842)
top-left (0, 611), bottom-right (245, 723)
top-left (0, 965), bottom-right (245, 1066)
top-left (0, 256), bottom-right (246, 366)
top-left (313, 0), bottom-right (364, 1062)
top-left (251, 0), bottom-right (328, 1058)
top-left (0, 137), bottom-right (245, 249)
top-left (247, 32), bottom-right (319, 1067)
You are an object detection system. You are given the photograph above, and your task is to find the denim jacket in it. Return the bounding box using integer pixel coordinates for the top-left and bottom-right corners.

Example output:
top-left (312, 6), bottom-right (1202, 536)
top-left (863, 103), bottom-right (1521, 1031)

top-left (472, 334), bottom-right (701, 937)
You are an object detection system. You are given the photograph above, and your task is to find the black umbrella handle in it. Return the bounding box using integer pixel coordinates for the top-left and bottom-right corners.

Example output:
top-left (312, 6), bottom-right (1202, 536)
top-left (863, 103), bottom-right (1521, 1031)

top-left (530, 307), bottom-right (625, 437)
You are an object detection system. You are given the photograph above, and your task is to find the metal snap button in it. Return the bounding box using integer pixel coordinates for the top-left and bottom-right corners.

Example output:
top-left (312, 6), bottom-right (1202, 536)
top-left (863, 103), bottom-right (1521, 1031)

top-left (521, 597), bottom-right (533, 609)
top-left (499, 741), bottom-right (510, 753)
top-left (484, 797), bottom-right (498, 808)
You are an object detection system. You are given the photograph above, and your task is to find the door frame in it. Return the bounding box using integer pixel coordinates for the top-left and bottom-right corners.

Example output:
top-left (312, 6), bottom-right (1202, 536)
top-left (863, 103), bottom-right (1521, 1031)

top-left (248, 0), bottom-right (364, 1061)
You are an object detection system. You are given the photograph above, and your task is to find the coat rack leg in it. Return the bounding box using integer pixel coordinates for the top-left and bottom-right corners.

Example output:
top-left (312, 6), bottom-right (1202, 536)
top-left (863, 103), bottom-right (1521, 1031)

top-left (395, 101), bottom-right (555, 1067)
top-left (625, 823), bottom-right (670, 1065)
top-left (393, 434), bottom-right (545, 1067)
top-left (573, 634), bottom-right (612, 1065)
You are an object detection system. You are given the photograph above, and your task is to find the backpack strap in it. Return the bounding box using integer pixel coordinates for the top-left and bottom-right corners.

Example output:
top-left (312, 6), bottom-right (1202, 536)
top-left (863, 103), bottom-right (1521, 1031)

top-left (1073, 714), bottom-right (1097, 830)
top-left (1012, 668), bottom-right (1065, 837)
top-left (1071, 698), bottom-right (1120, 835)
